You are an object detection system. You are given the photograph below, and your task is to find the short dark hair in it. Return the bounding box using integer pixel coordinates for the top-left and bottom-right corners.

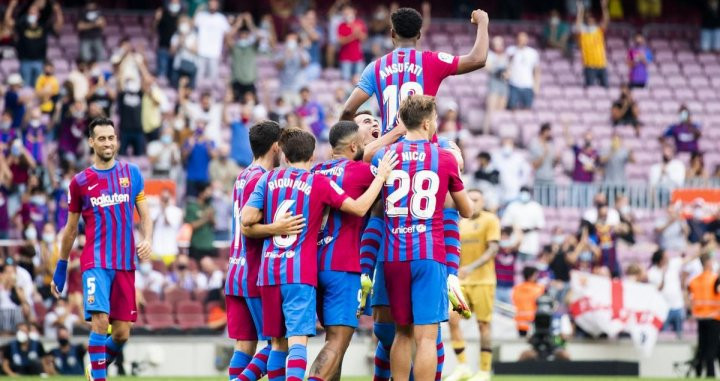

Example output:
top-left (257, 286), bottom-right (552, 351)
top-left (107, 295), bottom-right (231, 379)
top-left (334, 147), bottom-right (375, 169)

top-left (279, 128), bottom-right (315, 163)
top-left (540, 122), bottom-right (551, 134)
top-left (249, 120), bottom-right (281, 158)
top-left (391, 7), bottom-right (423, 39)
top-left (354, 110), bottom-right (373, 118)
top-left (501, 226), bottom-right (514, 236)
top-left (88, 117), bottom-right (115, 137)
top-left (651, 249), bottom-right (665, 266)
top-left (329, 121), bottom-right (359, 148)
top-left (477, 151), bottom-right (491, 161)
top-left (399, 95), bottom-right (436, 130)
top-left (522, 266), bottom-right (538, 281)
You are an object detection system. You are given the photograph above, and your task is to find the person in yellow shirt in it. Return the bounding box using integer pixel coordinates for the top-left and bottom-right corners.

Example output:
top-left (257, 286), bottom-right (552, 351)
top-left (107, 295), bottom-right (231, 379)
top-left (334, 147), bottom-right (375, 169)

top-left (575, 0), bottom-right (610, 87)
top-left (445, 189), bottom-right (500, 381)
top-left (34, 61), bottom-right (59, 114)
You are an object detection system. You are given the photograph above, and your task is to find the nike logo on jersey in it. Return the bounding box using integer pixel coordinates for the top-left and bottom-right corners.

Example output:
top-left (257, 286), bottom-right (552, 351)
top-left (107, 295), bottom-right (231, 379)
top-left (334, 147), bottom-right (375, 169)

top-left (89, 184), bottom-right (99, 190)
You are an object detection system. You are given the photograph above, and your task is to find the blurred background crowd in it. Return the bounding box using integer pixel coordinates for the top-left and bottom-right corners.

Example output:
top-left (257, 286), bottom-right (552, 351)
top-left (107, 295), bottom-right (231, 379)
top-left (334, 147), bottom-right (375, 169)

top-left (0, 0), bottom-right (719, 375)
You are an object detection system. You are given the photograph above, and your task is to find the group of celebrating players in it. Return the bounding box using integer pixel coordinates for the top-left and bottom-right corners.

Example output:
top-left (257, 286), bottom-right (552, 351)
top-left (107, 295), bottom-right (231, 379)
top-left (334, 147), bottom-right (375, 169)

top-left (49, 5), bottom-right (490, 381)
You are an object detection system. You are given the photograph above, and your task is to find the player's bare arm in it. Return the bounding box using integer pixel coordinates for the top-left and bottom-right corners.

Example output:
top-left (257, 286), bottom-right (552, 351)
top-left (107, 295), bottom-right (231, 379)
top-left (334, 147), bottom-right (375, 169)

top-left (51, 212), bottom-right (81, 298)
top-left (241, 212), bottom-right (306, 238)
top-left (362, 122), bottom-right (407, 163)
top-left (340, 88), bottom-right (371, 121)
top-left (340, 150), bottom-right (398, 216)
top-left (135, 198), bottom-right (153, 261)
top-left (456, 9), bottom-right (490, 75)
top-left (451, 189), bottom-right (473, 218)
top-left (458, 241), bottom-right (499, 279)
top-left (240, 205), bottom-right (264, 227)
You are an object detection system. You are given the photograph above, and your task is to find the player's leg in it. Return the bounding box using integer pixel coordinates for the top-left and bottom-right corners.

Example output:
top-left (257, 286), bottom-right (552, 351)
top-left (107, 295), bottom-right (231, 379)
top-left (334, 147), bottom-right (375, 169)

top-left (83, 268), bottom-right (113, 381)
top-left (373, 305), bottom-right (395, 381)
top-left (383, 261), bottom-right (414, 380)
top-left (468, 286), bottom-right (494, 381)
top-left (413, 323), bottom-right (440, 381)
top-left (309, 271), bottom-right (359, 381)
top-left (280, 284), bottom-right (317, 381)
top-left (267, 337), bottom-right (289, 381)
top-left (444, 311), bottom-right (471, 381)
top-left (237, 297), bottom-right (272, 381)
top-left (410, 260), bottom-right (448, 381)
top-left (105, 270), bottom-right (138, 368)
top-left (436, 325), bottom-right (445, 381)
top-left (226, 295), bottom-right (260, 380)
top-left (391, 323), bottom-right (414, 380)
top-left (260, 285), bottom-right (289, 381)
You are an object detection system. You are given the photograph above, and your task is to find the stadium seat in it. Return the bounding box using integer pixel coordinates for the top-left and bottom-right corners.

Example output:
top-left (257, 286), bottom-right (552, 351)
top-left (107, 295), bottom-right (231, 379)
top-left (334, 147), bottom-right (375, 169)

top-left (144, 302), bottom-right (177, 330)
top-left (164, 288), bottom-right (192, 311)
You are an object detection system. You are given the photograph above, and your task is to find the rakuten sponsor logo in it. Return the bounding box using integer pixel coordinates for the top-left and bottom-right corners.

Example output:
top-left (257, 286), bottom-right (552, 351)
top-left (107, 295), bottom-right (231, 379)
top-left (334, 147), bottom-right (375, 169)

top-left (90, 193), bottom-right (130, 208)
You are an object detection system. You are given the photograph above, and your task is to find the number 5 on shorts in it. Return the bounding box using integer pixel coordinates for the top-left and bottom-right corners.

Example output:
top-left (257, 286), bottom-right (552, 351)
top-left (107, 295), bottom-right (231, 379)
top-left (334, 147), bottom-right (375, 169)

top-left (87, 277), bottom-right (96, 295)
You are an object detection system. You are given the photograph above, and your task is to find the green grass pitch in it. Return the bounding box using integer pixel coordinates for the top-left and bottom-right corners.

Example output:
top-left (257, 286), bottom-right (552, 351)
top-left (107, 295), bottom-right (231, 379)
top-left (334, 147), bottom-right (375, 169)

top-left (14, 377), bottom-right (686, 380)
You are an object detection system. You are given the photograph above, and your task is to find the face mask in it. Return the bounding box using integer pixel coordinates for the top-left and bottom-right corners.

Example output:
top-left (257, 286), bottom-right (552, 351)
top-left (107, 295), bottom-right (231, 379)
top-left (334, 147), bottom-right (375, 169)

top-left (96, 87), bottom-right (107, 97)
top-left (61, 179), bottom-right (71, 190)
top-left (42, 232), bottom-right (55, 243)
top-left (30, 119), bottom-right (41, 128)
top-left (550, 16), bottom-right (560, 25)
top-left (1, 121), bottom-right (11, 130)
top-left (31, 195), bottom-right (44, 204)
top-left (519, 191), bottom-right (531, 203)
top-left (10, 144), bottom-right (20, 156)
top-left (499, 239), bottom-right (512, 248)
top-left (29, 331), bottom-right (40, 341)
top-left (587, 26), bottom-right (598, 33)
top-left (177, 264), bottom-right (187, 271)
top-left (73, 111), bottom-right (85, 120)
top-left (27, 15), bottom-right (38, 24)
top-left (140, 262), bottom-right (152, 275)
top-left (501, 144), bottom-right (513, 155)
top-left (58, 338), bottom-right (69, 347)
top-left (620, 205), bottom-right (630, 215)
top-left (161, 135), bottom-right (173, 144)
top-left (54, 306), bottom-right (66, 316)
top-left (179, 23), bottom-right (190, 34)
top-left (168, 3), bottom-right (181, 13)
top-left (237, 37), bottom-right (254, 47)
top-left (680, 110), bottom-right (689, 122)
top-left (87, 11), bottom-right (99, 21)
top-left (125, 81), bottom-right (141, 93)
top-left (345, 14), bottom-right (355, 23)
top-left (16, 331), bottom-right (28, 343)
top-left (286, 40), bottom-right (298, 50)
top-left (579, 250), bottom-right (592, 262)
top-left (25, 227), bottom-right (38, 241)
top-left (552, 235), bottom-right (564, 245)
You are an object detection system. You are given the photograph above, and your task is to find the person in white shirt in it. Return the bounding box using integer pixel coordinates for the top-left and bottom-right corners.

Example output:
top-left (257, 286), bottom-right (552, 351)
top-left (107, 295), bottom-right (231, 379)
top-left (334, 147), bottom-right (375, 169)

top-left (199, 257), bottom-right (224, 290)
top-left (150, 189), bottom-right (184, 264)
top-left (135, 260), bottom-right (167, 295)
top-left (649, 143), bottom-right (686, 189)
top-left (582, 192), bottom-right (621, 227)
top-left (193, 0), bottom-right (230, 80)
top-left (654, 203), bottom-right (689, 252)
top-left (647, 249), bottom-right (700, 338)
top-left (147, 127), bottom-right (181, 178)
top-left (501, 186), bottom-right (545, 261)
top-left (491, 137), bottom-right (531, 204)
top-left (187, 91), bottom-right (223, 142)
top-left (506, 32), bottom-right (540, 110)
top-left (43, 298), bottom-right (79, 339)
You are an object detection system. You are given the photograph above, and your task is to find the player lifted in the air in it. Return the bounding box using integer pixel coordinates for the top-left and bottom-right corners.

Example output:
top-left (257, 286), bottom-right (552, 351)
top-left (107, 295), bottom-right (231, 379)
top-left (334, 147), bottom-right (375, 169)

top-left (51, 118), bottom-right (153, 381)
top-left (225, 121), bottom-right (307, 381)
top-left (240, 128), bottom-right (397, 381)
top-left (307, 119), bottom-right (379, 381)
top-left (341, 6), bottom-right (489, 161)
top-left (371, 96), bottom-right (472, 381)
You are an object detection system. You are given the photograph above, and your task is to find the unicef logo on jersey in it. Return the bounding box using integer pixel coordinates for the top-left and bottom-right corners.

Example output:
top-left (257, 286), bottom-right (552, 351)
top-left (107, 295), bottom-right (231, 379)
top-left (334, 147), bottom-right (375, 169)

top-left (229, 257), bottom-right (246, 266)
top-left (391, 224), bottom-right (427, 235)
top-left (416, 224), bottom-right (427, 233)
top-left (264, 250), bottom-right (296, 259)
top-left (285, 250), bottom-right (296, 259)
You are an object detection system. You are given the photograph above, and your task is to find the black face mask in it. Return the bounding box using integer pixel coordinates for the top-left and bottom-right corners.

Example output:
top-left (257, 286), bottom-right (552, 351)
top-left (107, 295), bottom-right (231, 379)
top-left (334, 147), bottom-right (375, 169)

top-left (177, 264), bottom-right (187, 271)
top-left (58, 338), bottom-right (69, 347)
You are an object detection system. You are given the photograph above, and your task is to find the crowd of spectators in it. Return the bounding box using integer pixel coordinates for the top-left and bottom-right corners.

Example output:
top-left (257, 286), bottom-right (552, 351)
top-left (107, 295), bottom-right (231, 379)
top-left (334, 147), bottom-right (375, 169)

top-left (0, 1), bottom-right (717, 374)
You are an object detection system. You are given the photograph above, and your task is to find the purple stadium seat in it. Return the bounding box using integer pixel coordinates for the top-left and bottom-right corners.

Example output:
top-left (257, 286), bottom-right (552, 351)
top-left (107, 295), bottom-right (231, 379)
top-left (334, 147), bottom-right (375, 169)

top-left (164, 288), bottom-right (191, 311)
top-left (142, 289), bottom-right (161, 304)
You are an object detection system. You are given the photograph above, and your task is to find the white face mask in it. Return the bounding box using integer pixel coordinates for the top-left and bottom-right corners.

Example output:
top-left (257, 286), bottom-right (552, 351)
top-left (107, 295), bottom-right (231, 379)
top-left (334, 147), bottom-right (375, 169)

top-left (30, 119), bottom-right (41, 128)
top-left (87, 11), bottom-right (99, 21)
top-left (179, 23), bottom-right (190, 34)
top-left (17, 331), bottom-right (28, 343)
top-left (502, 144), bottom-right (513, 155)
top-left (42, 232), bottom-right (55, 243)
top-left (54, 307), bottom-right (66, 316)
top-left (286, 39), bottom-right (298, 50)
top-left (168, 3), bottom-right (181, 13)
top-left (25, 227), bottom-right (38, 241)
top-left (27, 15), bottom-right (38, 25)
top-left (519, 191), bottom-right (531, 203)
top-left (29, 331), bottom-right (40, 341)
top-left (139, 262), bottom-right (152, 275)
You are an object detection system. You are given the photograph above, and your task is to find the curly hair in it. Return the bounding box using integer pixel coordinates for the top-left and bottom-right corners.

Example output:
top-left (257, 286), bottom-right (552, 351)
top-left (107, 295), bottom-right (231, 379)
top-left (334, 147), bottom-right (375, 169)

top-left (391, 7), bottom-right (423, 39)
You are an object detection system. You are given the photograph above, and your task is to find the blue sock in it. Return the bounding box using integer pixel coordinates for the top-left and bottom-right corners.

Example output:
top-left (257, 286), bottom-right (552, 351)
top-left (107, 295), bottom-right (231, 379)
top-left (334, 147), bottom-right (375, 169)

top-left (238, 343), bottom-right (271, 381)
top-left (374, 322), bottom-right (395, 381)
top-left (229, 350), bottom-right (253, 380)
top-left (104, 336), bottom-right (125, 366)
top-left (88, 332), bottom-right (107, 381)
top-left (286, 344), bottom-right (307, 381)
top-left (436, 326), bottom-right (445, 380)
top-left (267, 350), bottom-right (288, 381)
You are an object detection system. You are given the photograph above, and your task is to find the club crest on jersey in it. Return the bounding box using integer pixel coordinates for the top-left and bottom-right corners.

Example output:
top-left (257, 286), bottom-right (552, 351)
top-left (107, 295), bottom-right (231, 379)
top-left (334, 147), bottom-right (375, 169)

top-left (87, 295), bottom-right (95, 304)
top-left (119, 177), bottom-right (130, 187)
top-left (438, 52), bottom-right (454, 64)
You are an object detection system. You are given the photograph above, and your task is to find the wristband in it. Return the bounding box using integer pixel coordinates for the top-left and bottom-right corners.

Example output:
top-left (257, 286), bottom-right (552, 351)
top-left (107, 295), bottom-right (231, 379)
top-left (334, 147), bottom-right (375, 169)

top-left (53, 260), bottom-right (68, 293)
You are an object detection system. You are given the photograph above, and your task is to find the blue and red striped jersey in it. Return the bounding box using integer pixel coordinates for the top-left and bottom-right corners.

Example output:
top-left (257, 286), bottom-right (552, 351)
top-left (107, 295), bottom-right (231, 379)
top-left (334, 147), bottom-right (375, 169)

top-left (311, 158), bottom-right (376, 273)
top-left (225, 164), bottom-right (266, 297)
top-left (68, 161), bottom-right (145, 271)
top-left (246, 168), bottom-right (349, 286)
top-left (371, 140), bottom-right (464, 263)
top-left (357, 48), bottom-right (459, 135)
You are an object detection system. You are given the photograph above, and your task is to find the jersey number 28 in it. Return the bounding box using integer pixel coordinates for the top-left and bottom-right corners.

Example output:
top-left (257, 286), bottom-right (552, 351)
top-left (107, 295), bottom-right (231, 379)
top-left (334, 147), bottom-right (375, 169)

top-left (385, 170), bottom-right (439, 219)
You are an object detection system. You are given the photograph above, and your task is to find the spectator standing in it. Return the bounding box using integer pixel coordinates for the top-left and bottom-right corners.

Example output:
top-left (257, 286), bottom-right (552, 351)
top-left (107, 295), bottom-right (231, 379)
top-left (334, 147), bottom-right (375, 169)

top-left (542, 10), bottom-right (571, 57)
top-left (474, 152), bottom-right (500, 211)
top-left (275, 32), bottom-right (310, 105)
top-left (611, 85), bottom-right (641, 136)
top-left (141, 76), bottom-right (168, 143)
top-left (654, 203), bottom-right (689, 252)
top-left (337, 4), bottom-right (367, 81)
top-left (185, 185), bottom-right (216, 261)
top-left (150, 189), bottom-right (183, 265)
top-left (614, 195), bottom-right (636, 244)
top-left (182, 123), bottom-right (216, 197)
top-left (49, 327), bottom-right (85, 375)
top-left (325, 0), bottom-right (347, 68)
top-left (208, 144), bottom-right (240, 195)
top-left (570, 131), bottom-right (599, 205)
top-left (76, 2), bottom-right (106, 62)
top-left (227, 13), bottom-right (259, 101)
top-left (67, 60), bottom-right (90, 103)
top-left (154, 0), bottom-right (182, 80)
top-left (594, 204), bottom-right (620, 277)
top-left (492, 137), bottom-right (531, 204)
top-left (576, 0), bottom-right (610, 87)
top-left (6, 0), bottom-right (63, 86)
top-left (663, 105), bottom-right (701, 154)
top-left (583, 193), bottom-right (621, 227)
top-left (701, 0), bottom-right (720, 52)
top-left (647, 249), bottom-right (696, 339)
top-left (35, 61), bottom-right (59, 115)
top-left (501, 186), bottom-right (546, 261)
top-left (117, 63), bottom-right (149, 156)
top-left (649, 143), bottom-right (686, 189)
top-left (5, 73), bottom-right (25, 128)
top-left (188, 91), bottom-right (223, 142)
top-left (57, 102), bottom-right (87, 162)
top-left (529, 123), bottom-right (559, 189)
top-left (296, 87), bottom-right (327, 140)
top-left (147, 127), bottom-right (181, 178)
top-left (687, 152), bottom-right (709, 184)
top-left (627, 33), bottom-right (652, 88)
top-left (495, 226), bottom-right (521, 303)
top-left (506, 32), bottom-right (540, 110)
top-left (483, 36), bottom-right (510, 132)
top-left (0, 155), bottom-right (11, 239)
top-left (170, 15), bottom-right (199, 88)
top-left (298, 9), bottom-right (324, 81)
top-left (193, 0), bottom-right (230, 80)
top-left (1, 322), bottom-right (50, 376)
top-left (367, 4), bottom-right (393, 60)
top-left (600, 133), bottom-right (633, 184)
